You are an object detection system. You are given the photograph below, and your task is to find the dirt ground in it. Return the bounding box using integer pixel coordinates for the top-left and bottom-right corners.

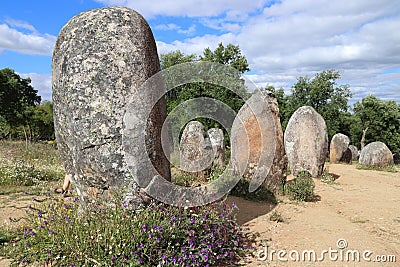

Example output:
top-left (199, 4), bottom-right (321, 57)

top-left (233, 163), bottom-right (400, 267)
top-left (1, 163), bottom-right (399, 266)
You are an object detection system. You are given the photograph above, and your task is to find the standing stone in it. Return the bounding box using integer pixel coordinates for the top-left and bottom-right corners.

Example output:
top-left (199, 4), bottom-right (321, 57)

top-left (330, 133), bottom-right (351, 163)
top-left (179, 121), bottom-right (213, 181)
top-left (359, 142), bottom-right (394, 167)
top-left (348, 145), bottom-right (359, 160)
top-left (231, 91), bottom-right (287, 193)
top-left (207, 128), bottom-right (225, 168)
top-left (52, 7), bottom-right (170, 205)
top-left (284, 106), bottom-right (328, 177)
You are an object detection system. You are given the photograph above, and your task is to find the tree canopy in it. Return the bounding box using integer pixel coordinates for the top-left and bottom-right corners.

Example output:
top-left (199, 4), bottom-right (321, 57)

top-left (0, 68), bottom-right (54, 140)
top-left (351, 95), bottom-right (400, 152)
top-left (160, 43), bottom-right (250, 135)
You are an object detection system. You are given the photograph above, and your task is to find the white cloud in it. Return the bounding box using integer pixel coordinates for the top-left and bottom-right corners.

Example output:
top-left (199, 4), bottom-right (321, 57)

top-left (142, 0), bottom-right (400, 103)
top-left (155, 23), bottom-right (196, 35)
top-left (20, 73), bottom-right (52, 101)
top-left (95, 0), bottom-right (269, 18)
top-left (0, 20), bottom-right (56, 56)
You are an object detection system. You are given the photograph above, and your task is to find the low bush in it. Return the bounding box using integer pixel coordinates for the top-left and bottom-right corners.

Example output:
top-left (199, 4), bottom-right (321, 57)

top-left (285, 171), bottom-right (315, 202)
top-left (3, 194), bottom-right (254, 266)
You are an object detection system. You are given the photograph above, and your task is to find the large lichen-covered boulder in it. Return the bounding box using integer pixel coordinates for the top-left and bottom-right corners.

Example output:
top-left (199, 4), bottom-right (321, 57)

top-left (52, 7), bottom-right (170, 205)
top-left (207, 128), bottom-right (225, 168)
top-left (231, 91), bottom-right (287, 193)
top-left (284, 106), bottom-right (328, 177)
top-left (330, 133), bottom-right (351, 163)
top-left (179, 121), bottom-right (213, 181)
top-left (359, 142), bottom-right (394, 167)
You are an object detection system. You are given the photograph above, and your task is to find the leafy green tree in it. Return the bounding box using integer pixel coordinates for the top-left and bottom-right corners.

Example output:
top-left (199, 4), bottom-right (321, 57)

top-left (29, 101), bottom-right (55, 140)
top-left (160, 44), bottom-right (250, 134)
top-left (200, 43), bottom-right (250, 74)
top-left (285, 70), bottom-right (352, 139)
top-left (0, 68), bottom-right (41, 139)
top-left (160, 50), bottom-right (197, 70)
top-left (351, 95), bottom-right (400, 152)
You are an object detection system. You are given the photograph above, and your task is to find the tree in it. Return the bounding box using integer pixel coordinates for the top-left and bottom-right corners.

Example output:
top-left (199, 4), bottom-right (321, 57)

top-left (0, 68), bottom-right (41, 139)
top-left (160, 44), bottom-right (250, 134)
top-left (29, 101), bottom-right (55, 140)
top-left (351, 95), bottom-right (400, 152)
top-left (285, 70), bottom-right (352, 139)
top-left (200, 43), bottom-right (250, 74)
top-left (160, 50), bottom-right (196, 70)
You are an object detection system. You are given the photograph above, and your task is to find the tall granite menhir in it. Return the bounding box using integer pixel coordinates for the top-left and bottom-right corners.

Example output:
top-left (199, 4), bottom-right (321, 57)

top-left (52, 7), bottom-right (170, 205)
top-left (284, 106), bottom-right (328, 177)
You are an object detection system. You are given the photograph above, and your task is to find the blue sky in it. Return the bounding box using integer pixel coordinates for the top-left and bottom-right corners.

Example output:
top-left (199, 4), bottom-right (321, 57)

top-left (1, 0), bottom-right (399, 105)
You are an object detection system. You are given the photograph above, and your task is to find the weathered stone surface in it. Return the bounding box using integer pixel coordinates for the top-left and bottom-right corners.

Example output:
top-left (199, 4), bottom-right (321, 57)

top-left (207, 128), bottom-right (225, 168)
top-left (231, 91), bottom-right (287, 193)
top-left (359, 142), bottom-right (394, 167)
top-left (348, 145), bottom-right (359, 160)
top-left (284, 106), bottom-right (328, 177)
top-left (330, 133), bottom-right (351, 163)
top-left (179, 121), bottom-right (213, 181)
top-left (52, 7), bottom-right (170, 204)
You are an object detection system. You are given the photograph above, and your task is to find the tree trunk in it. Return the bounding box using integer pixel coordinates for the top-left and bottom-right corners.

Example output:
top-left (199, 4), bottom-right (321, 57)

top-left (23, 126), bottom-right (28, 149)
top-left (361, 127), bottom-right (368, 150)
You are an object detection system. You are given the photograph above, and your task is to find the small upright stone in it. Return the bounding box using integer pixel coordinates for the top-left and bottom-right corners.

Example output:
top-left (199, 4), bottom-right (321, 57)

top-left (179, 121), bottom-right (213, 181)
top-left (284, 106), bottom-right (328, 177)
top-left (207, 128), bottom-right (225, 168)
top-left (52, 7), bottom-right (170, 205)
top-left (348, 145), bottom-right (359, 160)
top-left (330, 133), bottom-right (351, 164)
top-left (359, 141), bottom-right (394, 167)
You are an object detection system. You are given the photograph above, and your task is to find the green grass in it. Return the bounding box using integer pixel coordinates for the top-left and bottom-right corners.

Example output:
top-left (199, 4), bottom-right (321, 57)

top-left (356, 163), bottom-right (398, 173)
top-left (0, 141), bottom-right (64, 187)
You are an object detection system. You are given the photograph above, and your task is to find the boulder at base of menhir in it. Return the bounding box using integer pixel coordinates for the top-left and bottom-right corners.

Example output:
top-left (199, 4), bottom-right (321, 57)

top-left (329, 133), bottom-right (352, 164)
top-left (359, 142), bottom-right (394, 167)
top-left (52, 7), bottom-right (170, 206)
top-left (284, 106), bottom-right (328, 177)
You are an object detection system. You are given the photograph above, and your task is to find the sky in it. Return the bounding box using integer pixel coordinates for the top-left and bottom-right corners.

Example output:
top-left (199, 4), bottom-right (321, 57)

top-left (0, 0), bottom-right (399, 106)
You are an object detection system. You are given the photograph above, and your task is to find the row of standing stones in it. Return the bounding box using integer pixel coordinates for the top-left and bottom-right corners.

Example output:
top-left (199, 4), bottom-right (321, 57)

top-left (52, 6), bottom-right (395, 206)
top-left (330, 133), bottom-right (395, 167)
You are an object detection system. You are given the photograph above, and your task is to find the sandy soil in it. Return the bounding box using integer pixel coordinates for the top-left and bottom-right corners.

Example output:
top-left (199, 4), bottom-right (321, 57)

top-left (1, 163), bottom-right (399, 266)
top-left (233, 163), bottom-right (400, 267)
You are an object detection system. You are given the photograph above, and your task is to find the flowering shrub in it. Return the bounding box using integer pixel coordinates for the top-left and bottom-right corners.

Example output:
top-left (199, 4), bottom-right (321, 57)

top-left (4, 194), bottom-right (253, 266)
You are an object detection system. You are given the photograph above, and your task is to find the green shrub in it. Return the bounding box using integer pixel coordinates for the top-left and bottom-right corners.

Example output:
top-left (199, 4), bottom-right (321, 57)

top-left (318, 168), bottom-right (336, 184)
top-left (285, 171), bottom-right (315, 201)
top-left (3, 194), bottom-right (254, 266)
